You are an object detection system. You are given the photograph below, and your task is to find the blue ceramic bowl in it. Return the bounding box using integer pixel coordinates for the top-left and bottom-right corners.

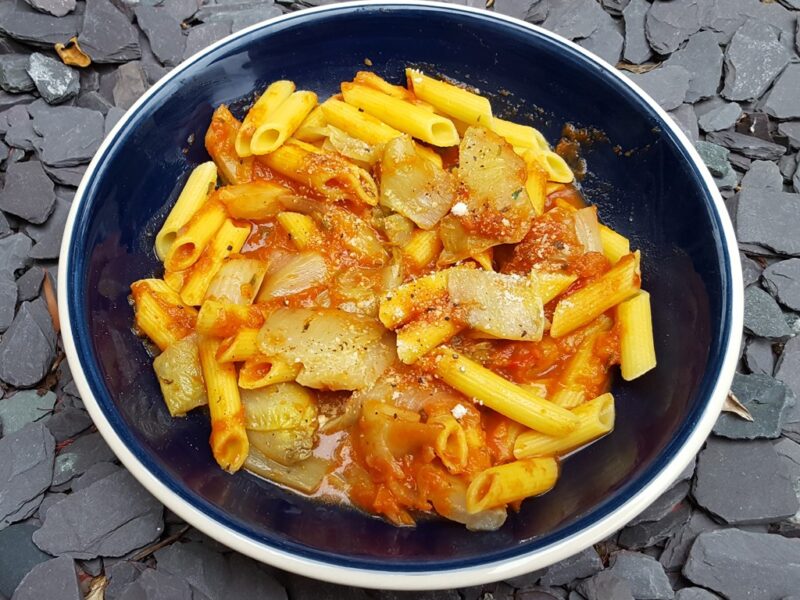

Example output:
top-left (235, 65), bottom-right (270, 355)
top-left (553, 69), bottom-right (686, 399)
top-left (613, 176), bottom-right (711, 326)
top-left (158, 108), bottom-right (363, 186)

top-left (60, 1), bottom-right (743, 589)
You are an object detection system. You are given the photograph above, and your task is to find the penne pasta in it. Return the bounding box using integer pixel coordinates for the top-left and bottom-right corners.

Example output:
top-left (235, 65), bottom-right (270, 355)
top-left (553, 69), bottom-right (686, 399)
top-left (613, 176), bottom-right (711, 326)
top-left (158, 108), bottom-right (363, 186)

top-left (205, 105), bottom-right (254, 185)
top-left (401, 229), bottom-right (442, 268)
top-left (599, 223), bottom-right (631, 264)
top-left (130, 278), bottom-right (197, 351)
top-left (514, 393), bottom-right (615, 458)
top-left (294, 105), bottom-right (328, 142)
top-left (196, 299), bottom-right (265, 337)
top-left (491, 118), bottom-right (550, 152)
top-left (354, 70), bottom-right (415, 100)
top-left (529, 270), bottom-right (578, 305)
top-left (251, 90), bottom-right (318, 155)
top-left (218, 180), bottom-right (291, 220)
top-left (235, 80), bottom-right (295, 157)
top-left (379, 269), bottom-right (449, 329)
top-left (164, 198), bottom-right (228, 272)
top-left (155, 162), bottom-right (218, 261)
top-left (524, 159), bottom-right (548, 216)
top-left (341, 82), bottom-right (459, 147)
top-left (197, 336), bottom-right (249, 472)
top-left (549, 320), bottom-right (611, 408)
top-left (618, 290), bottom-right (657, 381)
top-left (405, 69), bottom-right (492, 127)
top-left (276, 211), bottom-right (321, 250)
top-left (433, 347), bottom-right (580, 436)
top-left (238, 356), bottom-right (302, 389)
top-left (396, 314), bottom-right (465, 364)
top-left (217, 328), bottom-right (260, 362)
top-left (535, 150), bottom-right (575, 184)
top-left (320, 98), bottom-right (402, 145)
top-left (429, 414), bottom-right (469, 474)
top-left (465, 458), bottom-right (559, 513)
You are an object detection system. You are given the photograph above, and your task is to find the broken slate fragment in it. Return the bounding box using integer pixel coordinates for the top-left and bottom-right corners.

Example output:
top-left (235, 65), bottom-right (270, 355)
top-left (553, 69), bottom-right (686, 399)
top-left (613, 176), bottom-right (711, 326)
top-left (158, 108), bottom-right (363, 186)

top-left (0, 277), bottom-right (16, 333)
top-left (538, 547), bottom-right (602, 587)
top-left (714, 372), bottom-right (791, 439)
top-left (0, 390), bottom-right (56, 435)
top-left (578, 15), bottom-right (623, 66)
top-left (26, 53), bottom-right (79, 105)
top-left (693, 141), bottom-right (730, 177)
top-left (28, 104), bottom-right (104, 167)
top-left (112, 61), bottom-right (148, 110)
top-left (26, 197), bottom-right (70, 260)
top-left (33, 469), bottom-right (164, 559)
top-left (622, 0), bottom-right (651, 64)
top-left (606, 551), bottom-right (674, 599)
top-left (183, 22), bottom-right (231, 60)
top-left (737, 190), bottom-right (800, 256)
top-left (743, 337), bottom-right (774, 376)
top-left (154, 541), bottom-right (229, 599)
top-left (630, 480), bottom-right (690, 526)
top-left (42, 164), bottom-right (87, 187)
top-left (79, 0), bottom-right (142, 63)
top-left (52, 431), bottom-right (116, 486)
top-left (0, 0), bottom-right (80, 47)
top-left (779, 122), bottom-right (800, 150)
top-left (683, 529), bottom-right (800, 600)
top-left (626, 66), bottom-right (691, 111)
top-left (645, 0), bottom-right (706, 55)
top-left (11, 555), bottom-right (80, 600)
top-left (692, 437), bottom-right (798, 524)
top-left (226, 553), bottom-right (288, 600)
top-left (721, 19), bottom-right (791, 102)
top-left (23, 0), bottom-right (76, 17)
top-left (105, 107), bottom-right (125, 137)
top-left (762, 64), bottom-right (800, 120)
top-left (15, 266), bottom-right (44, 302)
top-left (0, 298), bottom-right (57, 388)
top-left (663, 31), bottom-right (723, 103)
top-left (116, 568), bottom-right (193, 600)
top-left (744, 285), bottom-right (792, 340)
top-left (45, 407), bottom-right (92, 443)
top-left (619, 501), bottom-right (692, 550)
top-left (0, 422), bottom-right (55, 530)
top-left (660, 509), bottom-right (723, 571)
top-left (576, 570), bottom-right (634, 600)
top-left (105, 560), bottom-right (145, 600)
top-left (668, 104), bottom-right (698, 141)
top-left (706, 130), bottom-right (785, 160)
top-left (0, 232), bottom-right (33, 279)
top-left (540, 0), bottom-right (603, 40)
top-left (698, 102), bottom-right (741, 133)
top-left (0, 54), bottom-right (34, 93)
top-left (134, 6), bottom-right (186, 67)
top-left (674, 589), bottom-right (721, 600)
top-left (0, 523), bottom-right (52, 598)
top-left (763, 259), bottom-right (800, 311)
top-left (0, 160), bottom-right (56, 224)
top-left (71, 462), bottom-right (121, 492)
top-left (740, 160), bottom-right (782, 191)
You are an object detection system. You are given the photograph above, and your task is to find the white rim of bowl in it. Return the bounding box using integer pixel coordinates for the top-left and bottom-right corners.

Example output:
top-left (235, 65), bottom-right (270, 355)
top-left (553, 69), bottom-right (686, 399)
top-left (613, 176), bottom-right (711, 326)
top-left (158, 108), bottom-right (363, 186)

top-left (58, 0), bottom-right (744, 590)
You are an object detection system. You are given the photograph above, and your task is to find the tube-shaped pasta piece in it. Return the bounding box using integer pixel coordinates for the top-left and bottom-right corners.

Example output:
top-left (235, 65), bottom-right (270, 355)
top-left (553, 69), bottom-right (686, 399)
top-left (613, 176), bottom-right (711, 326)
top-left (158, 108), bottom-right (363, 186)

top-left (529, 270), bottom-right (578, 305)
top-left (433, 347), bottom-right (580, 436)
top-left (465, 457), bottom-right (559, 513)
top-left (238, 356), bottom-right (301, 389)
top-left (320, 98), bottom-right (402, 145)
top-left (294, 105), bottom-right (328, 142)
top-left (155, 162), bottom-right (218, 260)
top-left (180, 219), bottom-right (251, 306)
top-left (218, 180), bottom-right (291, 220)
top-left (599, 224), bottom-right (631, 264)
top-left (130, 279), bottom-right (197, 351)
top-left (524, 156), bottom-right (548, 216)
top-left (402, 229), bottom-right (442, 268)
top-left (196, 299), bottom-right (265, 337)
top-left (204, 256), bottom-right (267, 305)
top-left (354, 70), bottom-right (415, 100)
top-left (429, 414), bottom-right (469, 474)
top-left (205, 105), bottom-right (253, 185)
top-left (197, 337), bottom-right (249, 472)
top-left (405, 69), bottom-right (492, 127)
top-left (491, 118), bottom-right (550, 151)
top-left (419, 465), bottom-right (507, 531)
top-left (550, 253), bottom-right (640, 337)
top-left (414, 142), bottom-right (444, 169)
top-left (251, 90), bottom-right (318, 155)
top-left (217, 328), bottom-right (260, 362)
top-left (379, 270), bottom-right (449, 329)
top-left (164, 199), bottom-right (228, 272)
top-left (396, 315), bottom-right (465, 364)
top-left (235, 80), bottom-right (295, 157)
top-left (260, 140), bottom-right (378, 206)
top-left (341, 83), bottom-right (459, 147)
top-left (618, 290), bottom-right (657, 381)
top-left (550, 319), bottom-right (612, 408)
top-left (535, 150), bottom-right (575, 183)
top-left (514, 393), bottom-right (615, 458)
top-left (276, 211), bottom-right (321, 250)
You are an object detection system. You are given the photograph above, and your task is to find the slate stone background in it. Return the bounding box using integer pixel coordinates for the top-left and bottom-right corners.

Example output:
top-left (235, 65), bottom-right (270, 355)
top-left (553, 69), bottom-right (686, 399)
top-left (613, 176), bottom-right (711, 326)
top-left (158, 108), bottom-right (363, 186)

top-left (1, 0), bottom-right (800, 598)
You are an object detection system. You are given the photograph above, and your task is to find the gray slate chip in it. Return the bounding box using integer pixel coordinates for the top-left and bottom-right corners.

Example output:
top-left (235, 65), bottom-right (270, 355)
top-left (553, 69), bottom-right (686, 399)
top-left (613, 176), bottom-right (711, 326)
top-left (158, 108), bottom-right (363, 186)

top-left (706, 130), bottom-right (785, 160)
top-left (740, 160), bottom-right (782, 191)
top-left (195, 1), bottom-right (283, 32)
top-left (0, 523), bottom-right (51, 598)
top-left (540, 0), bottom-right (604, 40)
top-left (737, 189), bottom-right (800, 256)
top-left (743, 337), bottom-right (774, 376)
top-left (0, 0), bottom-right (80, 46)
top-left (0, 298), bottom-right (57, 388)
top-left (0, 160), bottom-right (55, 224)
top-left (693, 141), bottom-right (730, 177)
top-left (105, 107), bottom-right (125, 137)
top-left (79, 0), bottom-right (142, 63)
top-left (683, 529), bottom-right (800, 600)
top-left (744, 285), bottom-right (793, 340)
top-left (29, 104), bottom-right (105, 167)
top-left (0, 423), bottom-right (55, 530)
top-left (45, 408), bottom-right (93, 443)
top-left (117, 568), bottom-right (193, 600)
top-left (154, 541), bottom-right (229, 599)
top-left (164, 0), bottom-right (201, 22)
top-left (576, 570), bottom-right (634, 600)
top-left (698, 102), bottom-right (741, 133)
top-left (692, 437), bottom-right (799, 524)
top-left (26, 53), bottom-right (79, 105)
top-left (22, 0), bottom-right (76, 17)
top-left (225, 553), bottom-right (288, 599)
top-left (0, 276), bottom-right (16, 334)
top-left (777, 338), bottom-right (800, 441)
top-left (763, 258), bottom-right (800, 311)
top-left (622, 0), bottom-right (652, 64)
top-left (112, 61), bottom-right (148, 110)
top-left (71, 462), bottom-right (121, 492)
top-left (660, 509), bottom-right (724, 571)
top-left (15, 266), bottom-right (44, 302)
top-left (33, 469), bottom-right (164, 559)
top-left (762, 64), bottom-right (800, 120)
top-left (0, 390), bottom-right (56, 435)
top-left (105, 561), bottom-right (145, 600)
top-left (75, 90), bottom-right (113, 115)
top-left (663, 31), bottom-right (723, 103)
top-left (42, 164), bottom-right (87, 187)
top-left (0, 54), bottom-right (34, 93)
top-left (721, 19), bottom-right (791, 102)
top-left (668, 104), bottom-right (699, 141)
top-left (645, 0), bottom-right (706, 55)
top-left (626, 66), bottom-right (691, 111)
top-left (183, 22), bottom-right (231, 59)
top-left (774, 437), bottom-right (800, 532)
top-left (26, 197), bottom-right (69, 259)
top-left (0, 91), bottom-right (36, 111)
top-left (10, 555), bottom-right (80, 600)
top-left (606, 551), bottom-right (674, 599)
top-left (135, 6), bottom-right (186, 67)
top-left (538, 547), bottom-right (602, 587)
top-left (674, 590), bottom-right (721, 600)
top-left (779, 122), bottom-right (800, 149)
top-left (52, 431), bottom-right (116, 486)
top-left (630, 480), bottom-right (690, 526)
top-left (619, 501), bottom-right (692, 550)
top-left (714, 372), bottom-right (791, 438)
top-left (577, 14), bottom-right (623, 66)
top-left (0, 232), bottom-right (33, 279)
top-left (600, 0), bottom-right (629, 15)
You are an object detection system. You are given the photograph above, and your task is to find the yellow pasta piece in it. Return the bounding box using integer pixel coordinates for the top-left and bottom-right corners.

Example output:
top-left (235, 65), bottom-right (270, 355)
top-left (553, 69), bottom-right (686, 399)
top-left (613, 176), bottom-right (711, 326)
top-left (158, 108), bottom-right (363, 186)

top-left (155, 162), bottom-right (218, 261)
top-left (276, 211), bottom-right (321, 250)
top-left (545, 181), bottom-right (566, 195)
top-left (529, 270), bottom-right (578, 304)
top-left (550, 318), bottom-right (611, 408)
top-left (465, 458), bottom-right (559, 513)
top-left (163, 269), bottom-right (187, 293)
top-left (401, 229), bottom-right (442, 268)
top-left (413, 142), bottom-right (443, 169)
top-left (491, 118), bottom-right (550, 151)
top-left (523, 154), bottom-right (548, 216)
top-left (535, 150), bottom-right (575, 183)
top-left (260, 140), bottom-right (378, 206)
top-left (433, 348), bottom-right (579, 436)
top-left (197, 337), bottom-right (249, 472)
top-left (550, 253), bottom-right (640, 338)
top-left (429, 414), bottom-right (469, 474)
top-left (341, 83), bottom-right (459, 147)
top-left (599, 224), bottom-right (631, 264)
top-left (471, 248), bottom-right (493, 270)
top-left (618, 290), bottom-right (657, 381)
top-left (196, 299), bottom-right (265, 337)
top-left (218, 180), bottom-right (291, 220)
top-left (353, 71), bottom-right (412, 99)
top-left (514, 393), bottom-right (615, 458)
top-left (405, 69), bottom-right (492, 127)
top-left (251, 90), bottom-right (318, 155)
top-left (320, 98), bottom-right (402, 145)
top-left (294, 106), bottom-right (328, 142)
top-left (238, 356), bottom-right (301, 389)
top-left (130, 278), bottom-right (197, 351)
top-left (164, 199), bottom-right (228, 272)
top-left (396, 316), bottom-right (464, 364)
top-left (235, 80), bottom-right (295, 157)
top-left (180, 219), bottom-right (251, 306)
top-left (379, 270), bottom-right (449, 329)
top-left (217, 328), bottom-right (260, 362)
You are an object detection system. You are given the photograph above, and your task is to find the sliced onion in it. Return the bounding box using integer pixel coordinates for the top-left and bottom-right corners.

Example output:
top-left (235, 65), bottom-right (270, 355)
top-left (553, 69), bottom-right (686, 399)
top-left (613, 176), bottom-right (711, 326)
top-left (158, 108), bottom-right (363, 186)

top-left (573, 206), bottom-right (602, 253)
top-left (260, 252), bottom-right (329, 297)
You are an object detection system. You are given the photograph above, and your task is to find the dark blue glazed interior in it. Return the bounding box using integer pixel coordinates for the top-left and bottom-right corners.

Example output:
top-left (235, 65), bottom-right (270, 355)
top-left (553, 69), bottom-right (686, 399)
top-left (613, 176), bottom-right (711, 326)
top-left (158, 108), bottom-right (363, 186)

top-left (66, 4), bottom-right (733, 571)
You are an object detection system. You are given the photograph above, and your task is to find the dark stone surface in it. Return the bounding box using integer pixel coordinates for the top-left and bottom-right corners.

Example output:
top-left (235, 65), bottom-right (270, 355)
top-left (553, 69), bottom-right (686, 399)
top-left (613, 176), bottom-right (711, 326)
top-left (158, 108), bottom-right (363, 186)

top-left (706, 130), bottom-right (785, 161)
top-left (22, 0), bottom-right (76, 17)
top-left (576, 570), bottom-right (634, 600)
top-left (28, 103), bottom-right (104, 167)
top-left (0, 160), bottom-right (55, 224)
top-left (743, 285), bottom-right (792, 340)
top-left (538, 547), bottom-right (602, 587)
top-left (112, 61), bottom-right (148, 110)
top-left (0, 522), bottom-right (51, 598)
top-left (663, 31), bottom-right (723, 104)
top-left (737, 190), bottom-right (800, 256)
top-left (52, 432), bottom-right (116, 486)
top-left (44, 407), bottom-right (92, 442)
top-left (779, 122), bottom-right (800, 150)
top-left (134, 5), bottom-right (186, 67)
top-left (0, 232), bottom-right (32, 279)
top-left (0, 422), bottom-right (54, 530)
top-left (743, 337), bottom-right (774, 376)
top-left (0, 54), bottom-right (35, 93)
top-left (577, 13), bottom-right (623, 66)
top-left (762, 64), bottom-right (800, 120)
top-left (763, 258), bottom-right (800, 311)
top-left (0, 0), bottom-right (80, 47)
top-left (25, 197), bottom-right (69, 259)
top-left (714, 372), bottom-right (792, 439)
top-left (740, 160), bottom-right (782, 191)
top-left (625, 66), bottom-right (691, 111)
top-left (660, 509), bottom-right (723, 571)
top-left (622, 0), bottom-right (651, 64)
top-left (183, 21), bottom-right (231, 59)
top-left (0, 298), bottom-right (57, 388)
top-left (9, 555), bottom-right (80, 600)
top-left (540, 0), bottom-right (604, 40)
top-left (26, 53), bottom-right (79, 105)
top-left (721, 19), bottom-right (791, 102)
top-left (14, 265), bottom-right (43, 302)
top-left (79, 0), bottom-right (142, 63)
top-left (42, 164), bottom-right (86, 187)
top-left (697, 102), bottom-right (741, 133)
top-left (606, 551), bottom-right (674, 599)
top-left (618, 501), bottom-right (692, 550)
top-left (668, 104), bottom-right (699, 142)
top-left (0, 390), bottom-right (56, 435)
top-left (645, 0), bottom-right (706, 55)
top-left (693, 141), bottom-right (730, 177)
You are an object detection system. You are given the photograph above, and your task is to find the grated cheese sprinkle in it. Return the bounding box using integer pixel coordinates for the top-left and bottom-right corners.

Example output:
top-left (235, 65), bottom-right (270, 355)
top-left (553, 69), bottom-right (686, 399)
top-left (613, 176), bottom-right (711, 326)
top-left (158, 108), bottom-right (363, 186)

top-left (451, 403), bottom-right (468, 419)
top-left (451, 202), bottom-right (469, 216)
